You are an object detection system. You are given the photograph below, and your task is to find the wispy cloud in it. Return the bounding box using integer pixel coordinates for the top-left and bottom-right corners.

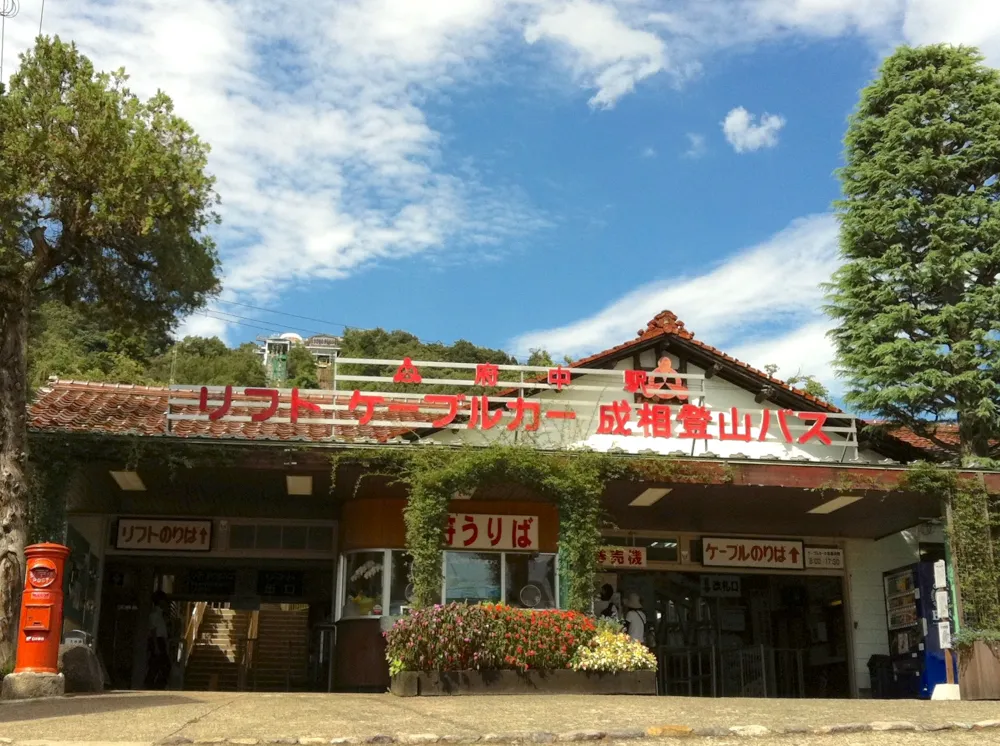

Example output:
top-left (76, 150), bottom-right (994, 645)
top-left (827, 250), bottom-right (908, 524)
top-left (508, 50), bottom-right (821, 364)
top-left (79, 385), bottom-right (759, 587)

top-left (6, 0), bottom-right (1000, 344)
top-left (642, 146), bottom-right (658, 158)
top-left (510, 213), bottom-right (842, 388)
top-left (722, 106), bottom-right (786, 153)
top-left (683, 132), bottom-right (707, 158)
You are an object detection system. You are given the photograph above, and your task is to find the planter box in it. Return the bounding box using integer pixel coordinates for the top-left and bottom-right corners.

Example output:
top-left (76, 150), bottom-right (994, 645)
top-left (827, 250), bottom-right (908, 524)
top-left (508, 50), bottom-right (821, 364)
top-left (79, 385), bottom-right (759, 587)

top-left (391, 669), bottom-right (656, 697)
top-left (960, 640), bottom-right (1000, 700)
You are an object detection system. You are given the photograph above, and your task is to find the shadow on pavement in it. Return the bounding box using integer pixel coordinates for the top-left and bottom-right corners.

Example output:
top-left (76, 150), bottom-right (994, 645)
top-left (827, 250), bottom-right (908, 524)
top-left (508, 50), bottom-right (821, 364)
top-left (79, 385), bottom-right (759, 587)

top-left (0, 692), bottom-right (201, 722)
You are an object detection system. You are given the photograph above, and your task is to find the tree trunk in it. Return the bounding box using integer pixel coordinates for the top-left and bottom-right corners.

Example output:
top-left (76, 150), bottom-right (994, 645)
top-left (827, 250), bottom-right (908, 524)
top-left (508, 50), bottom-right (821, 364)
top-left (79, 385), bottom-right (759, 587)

top-left (0, 284), bottom-right (29, 670)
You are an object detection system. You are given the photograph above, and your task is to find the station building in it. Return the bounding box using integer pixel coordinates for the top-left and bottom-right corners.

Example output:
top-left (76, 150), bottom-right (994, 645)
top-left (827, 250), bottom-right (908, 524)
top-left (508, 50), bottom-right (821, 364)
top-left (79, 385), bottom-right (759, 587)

top-left (30, 311), bottom-right (993, 696)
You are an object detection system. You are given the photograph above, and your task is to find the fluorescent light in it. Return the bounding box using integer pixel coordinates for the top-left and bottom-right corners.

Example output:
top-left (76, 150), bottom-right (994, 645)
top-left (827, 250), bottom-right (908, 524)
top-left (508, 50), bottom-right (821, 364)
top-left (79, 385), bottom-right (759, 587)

top-left (110, 471), bottom-right (146, 491)
top-left (629, 488), bottom-right (672, 507)
top-left (286, 475), bottom-right (313, 496)
top-left (808, 495), bottom-right (863, 514)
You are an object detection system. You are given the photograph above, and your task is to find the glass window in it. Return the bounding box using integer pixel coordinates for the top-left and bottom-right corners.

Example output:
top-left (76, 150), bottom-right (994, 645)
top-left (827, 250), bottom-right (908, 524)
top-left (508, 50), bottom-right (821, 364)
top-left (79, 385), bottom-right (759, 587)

top-left (229, 524), bottom-right (255, 550)
top-left (444, 551), bottom-right (501, 604)
top-left (342, 551), bottom-right (385, 617)
top-left (307, 526), bottom-right (333, 552)
top-left (282, 526), bottom-right (307, 550)
top-left (640, 537), bottom-right (679, 562)
top-left (256, 525), bottom-right (281, 550)
top-left (389, 551), bottom-right (414, 615)
top-left (505, 553), bottom-right (557, 609)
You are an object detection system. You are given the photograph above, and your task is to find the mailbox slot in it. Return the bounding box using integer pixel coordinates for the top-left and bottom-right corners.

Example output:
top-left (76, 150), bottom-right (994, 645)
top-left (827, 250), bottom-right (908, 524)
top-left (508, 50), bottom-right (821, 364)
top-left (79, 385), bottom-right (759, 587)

top-left (24, 605), bottom-right (52, 632)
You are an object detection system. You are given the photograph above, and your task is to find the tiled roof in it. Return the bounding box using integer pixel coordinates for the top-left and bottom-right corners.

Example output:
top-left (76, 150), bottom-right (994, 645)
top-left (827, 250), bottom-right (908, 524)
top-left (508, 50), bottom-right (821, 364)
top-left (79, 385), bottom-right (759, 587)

top-left (28, 380), bottom-right (428, 443)
top-left (569, 310), bottom-right (843, 412)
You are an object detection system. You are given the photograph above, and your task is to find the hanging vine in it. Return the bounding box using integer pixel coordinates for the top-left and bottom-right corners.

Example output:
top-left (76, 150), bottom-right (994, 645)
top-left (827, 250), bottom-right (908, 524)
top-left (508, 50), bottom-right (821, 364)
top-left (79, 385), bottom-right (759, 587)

top-left (903, 462), bottom-right (1000, 640)
top-left (330, 445), bottom-right (698, 613)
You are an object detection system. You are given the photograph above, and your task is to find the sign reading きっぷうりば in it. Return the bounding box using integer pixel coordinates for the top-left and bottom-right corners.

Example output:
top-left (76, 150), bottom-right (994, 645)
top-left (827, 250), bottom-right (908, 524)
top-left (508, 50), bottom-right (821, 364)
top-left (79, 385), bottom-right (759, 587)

top-left (445, 513), bottom-right (538, 551)
top-left (702, 537), bottom-right (805, 570)
top-left (117, 518), bottom-right (212, 552)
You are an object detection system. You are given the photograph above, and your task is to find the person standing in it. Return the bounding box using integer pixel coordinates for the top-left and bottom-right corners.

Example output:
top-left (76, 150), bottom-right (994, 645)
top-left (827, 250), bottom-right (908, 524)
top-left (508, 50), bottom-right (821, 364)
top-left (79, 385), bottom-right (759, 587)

top-left (145, 591), bottom-right (172, 689)
top-left (623, 592), bottom-right (647, 644)
top-left (597, 583), bottom-right (620, 622)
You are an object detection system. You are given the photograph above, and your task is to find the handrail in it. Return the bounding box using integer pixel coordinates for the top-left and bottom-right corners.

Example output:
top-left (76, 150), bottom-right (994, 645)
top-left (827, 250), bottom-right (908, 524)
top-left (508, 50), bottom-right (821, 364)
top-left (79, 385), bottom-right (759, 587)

top-left (238, 610), bottom-right (260, 692)
top-left (182, 602), bottom-right (208, 670)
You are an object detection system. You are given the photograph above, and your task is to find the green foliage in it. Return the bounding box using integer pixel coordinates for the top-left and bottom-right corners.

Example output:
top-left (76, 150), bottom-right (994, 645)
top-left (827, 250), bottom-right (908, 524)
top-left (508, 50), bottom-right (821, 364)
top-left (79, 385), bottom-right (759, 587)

top-left (331, 446), bottom-right (700, 614)
top-left (902, 462), bottom-right (1000, 633)
top-left (953, 628), bottom-right (1000, 650)
top-left (527, 348), bottom-right (555, 367)
top-left (337, 327), bottom-right (517, 394)
top-left (147, 337), bottom-right (266, 387)
top-left (1, 36), bottom-right (220, 331)
top-left (385, 602), bottom-right (599, 673)
top-left (27, 302), bottom-right (161, 388)
top-left (285, 343), bottom-right (319, 389)
top-left (785, 373), bottom-right (830, 401)
top-left (827, 44), bottom-right (1000, 460)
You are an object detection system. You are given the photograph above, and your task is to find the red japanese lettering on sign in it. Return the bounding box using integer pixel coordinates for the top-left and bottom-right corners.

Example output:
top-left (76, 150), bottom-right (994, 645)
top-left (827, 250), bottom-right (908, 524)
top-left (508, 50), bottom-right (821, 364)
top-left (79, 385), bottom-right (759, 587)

top-left (636, 402), bottom-right (671, 438)
top-left (348, 390), bottom-right (384, 425)
top-left (290, 388), bottom-right (322, 423)
top-left (424, 394), bottom-right (466, 427)
top-left (245, 388), bottom-right (279, 422)
top-left (462, 515), bottom-right (479, 547)
top-left (506, 398), bottom-right (540, 431)
top-left (598, 400), bottom-right (632, 436)
top-left (548, 366), bottom-right (572, 391)
top-left (797, 412), bottom-right (832, 445)
top-left (624, 369), bottom-right (651, 397)
top-left (676, 404), bottom-right (713, 439)
top-left (719, 407), bottom-right (752, 442)
top-left (393, 357), bottom-right (422, 384)
top-left (474, 364), bottom-right (500, 387)
top-left (200, 385), bottom-right (233, 421)
top-left (468, 396), bottom-right (505, 430)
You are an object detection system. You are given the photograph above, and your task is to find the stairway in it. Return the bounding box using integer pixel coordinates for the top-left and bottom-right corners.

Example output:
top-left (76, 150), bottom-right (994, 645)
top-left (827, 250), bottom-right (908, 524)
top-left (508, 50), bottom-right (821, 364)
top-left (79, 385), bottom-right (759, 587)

top-left (184, 607), bottom-right (250, 691)
top-left (248, 604), bottom-right (310, 692)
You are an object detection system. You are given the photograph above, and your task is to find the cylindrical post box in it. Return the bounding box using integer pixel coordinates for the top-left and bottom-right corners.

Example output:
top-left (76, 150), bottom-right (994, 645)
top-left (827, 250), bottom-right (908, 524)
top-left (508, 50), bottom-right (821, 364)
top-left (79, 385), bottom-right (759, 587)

top-left (14, 543), bottom-right (70, 675)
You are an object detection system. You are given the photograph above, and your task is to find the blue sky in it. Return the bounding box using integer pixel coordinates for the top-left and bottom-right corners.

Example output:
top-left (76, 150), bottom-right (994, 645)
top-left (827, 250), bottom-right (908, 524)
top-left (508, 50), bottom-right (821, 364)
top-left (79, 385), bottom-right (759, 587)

top-left (7, 0), bottom-right (1000, 395)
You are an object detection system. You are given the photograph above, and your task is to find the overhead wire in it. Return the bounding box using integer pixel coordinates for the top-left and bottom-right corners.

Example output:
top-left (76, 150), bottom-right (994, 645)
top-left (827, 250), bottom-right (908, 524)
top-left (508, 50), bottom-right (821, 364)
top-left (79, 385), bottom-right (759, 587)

top-left (0, 0), bottom-right (20, 83)
top-left (214, 299), bottom-right (361, 331)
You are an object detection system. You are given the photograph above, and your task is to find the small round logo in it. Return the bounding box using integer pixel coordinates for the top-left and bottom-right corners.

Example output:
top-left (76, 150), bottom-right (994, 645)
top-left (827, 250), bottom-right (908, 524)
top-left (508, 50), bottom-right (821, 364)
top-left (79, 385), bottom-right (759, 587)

top-left (28, 561), bottom-right (57, 588)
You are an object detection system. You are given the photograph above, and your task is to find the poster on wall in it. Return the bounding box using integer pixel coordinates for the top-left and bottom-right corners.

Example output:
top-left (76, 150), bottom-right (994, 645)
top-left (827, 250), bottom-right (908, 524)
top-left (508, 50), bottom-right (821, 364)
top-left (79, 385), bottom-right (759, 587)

top-left (804, 547), bottom-right (844, 570)
top-left (63, 524), bottom-right (96, 633)
top-left (702, 537), bottom-right (805, 570)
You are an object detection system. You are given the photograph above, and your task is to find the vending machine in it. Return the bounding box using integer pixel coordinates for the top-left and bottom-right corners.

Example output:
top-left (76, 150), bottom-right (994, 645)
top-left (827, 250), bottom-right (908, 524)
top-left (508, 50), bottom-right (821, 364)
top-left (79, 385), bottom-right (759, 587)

top-left (882, 561), bottom-right (956, 698)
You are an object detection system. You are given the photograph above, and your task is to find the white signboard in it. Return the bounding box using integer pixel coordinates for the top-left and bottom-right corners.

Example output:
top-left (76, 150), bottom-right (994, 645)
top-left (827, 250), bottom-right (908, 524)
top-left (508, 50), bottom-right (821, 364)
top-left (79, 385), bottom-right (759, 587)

top-left (701, 575), bottom-right (742, 598)
top-left (702, 537), bottom-right (804, 570)
top-left (446, 513), bottom-right (538, 551)
top-left (933, 560), bottom-right (947, 590)
top-left (935, 590), bottom-right (950, 620)
top-left (598, 546), bottom-right (647, 569)
top-left (938, 621), bottom-right (952, 650)
top-left (805, 547), bottom-right (845, 570)
top-left (117, 518), bottom-right (212, 552)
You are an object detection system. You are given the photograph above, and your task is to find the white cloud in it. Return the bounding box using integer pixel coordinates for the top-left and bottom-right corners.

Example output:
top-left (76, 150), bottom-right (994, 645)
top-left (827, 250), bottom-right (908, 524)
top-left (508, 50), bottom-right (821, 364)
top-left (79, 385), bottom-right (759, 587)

top-left (730, 320), bottom-right (840, 395)
top-left (6, 0), bottom-right (1000, 347)
top-left (642, 146), bottom-right (658, 158)
top-left (683, 132), bottom-right (706, 158)
top-left (722, 107), bottom-right (786, 153)
top-left (524, 0), bottom-right (672, 108)
top-left (510, 213), bottom-right (841, 388)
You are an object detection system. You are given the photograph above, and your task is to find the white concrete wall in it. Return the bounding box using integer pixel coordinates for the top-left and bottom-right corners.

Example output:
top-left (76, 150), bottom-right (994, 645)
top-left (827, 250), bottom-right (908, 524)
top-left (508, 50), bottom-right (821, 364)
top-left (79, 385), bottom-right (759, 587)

top-left (846, 530), bottom-right (923, 694)
top-left (437, 353), bottom-right (885, 464)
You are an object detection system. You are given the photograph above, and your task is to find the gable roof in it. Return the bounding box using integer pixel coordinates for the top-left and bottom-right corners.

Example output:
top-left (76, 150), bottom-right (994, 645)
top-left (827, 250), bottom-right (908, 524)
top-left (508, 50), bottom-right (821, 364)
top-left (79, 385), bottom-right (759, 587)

top-left (568, 310), bottom-right (842, 412)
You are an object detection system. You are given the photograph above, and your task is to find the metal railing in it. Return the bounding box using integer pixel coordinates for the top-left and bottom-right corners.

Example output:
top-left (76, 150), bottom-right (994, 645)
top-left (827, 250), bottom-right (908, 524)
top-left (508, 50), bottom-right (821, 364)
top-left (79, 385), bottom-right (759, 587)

top-left (657, 645), bottom-right (805, 698)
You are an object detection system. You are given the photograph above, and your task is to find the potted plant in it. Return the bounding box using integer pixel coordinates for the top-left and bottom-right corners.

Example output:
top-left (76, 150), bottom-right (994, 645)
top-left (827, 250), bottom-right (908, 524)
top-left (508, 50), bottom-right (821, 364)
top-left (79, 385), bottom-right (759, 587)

top-left (957, 630), bottom-right (1000, 700)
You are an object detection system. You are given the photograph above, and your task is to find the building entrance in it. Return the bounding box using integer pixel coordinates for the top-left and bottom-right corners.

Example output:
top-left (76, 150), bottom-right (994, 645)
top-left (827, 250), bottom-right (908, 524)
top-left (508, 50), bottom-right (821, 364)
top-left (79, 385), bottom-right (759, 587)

top-left (606, 571), bottom-right (848, 698)
top-left (97, 559), bottom-right (334, 692)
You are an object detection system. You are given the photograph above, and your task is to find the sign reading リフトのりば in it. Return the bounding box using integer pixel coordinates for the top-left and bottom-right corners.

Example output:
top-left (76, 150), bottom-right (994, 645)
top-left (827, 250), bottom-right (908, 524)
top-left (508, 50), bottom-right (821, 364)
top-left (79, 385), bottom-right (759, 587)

top-left (702, 537), bottom-right (804, 570)
top-left (116, 518), bottom-right (212, 551)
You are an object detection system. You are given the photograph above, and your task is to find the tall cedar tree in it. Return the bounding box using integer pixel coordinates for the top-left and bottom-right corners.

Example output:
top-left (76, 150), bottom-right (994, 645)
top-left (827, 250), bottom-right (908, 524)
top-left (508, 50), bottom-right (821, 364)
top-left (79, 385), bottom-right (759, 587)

top-left (0, 39), bottom-right (219, 665)
top-left (828, 45), bottom-right (1000, 461)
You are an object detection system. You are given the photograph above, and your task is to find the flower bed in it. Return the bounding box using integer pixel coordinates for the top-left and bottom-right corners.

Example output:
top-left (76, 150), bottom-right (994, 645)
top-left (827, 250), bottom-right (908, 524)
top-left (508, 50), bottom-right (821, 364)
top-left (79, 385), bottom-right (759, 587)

top-left (386, 605), bottom-right (656, 696)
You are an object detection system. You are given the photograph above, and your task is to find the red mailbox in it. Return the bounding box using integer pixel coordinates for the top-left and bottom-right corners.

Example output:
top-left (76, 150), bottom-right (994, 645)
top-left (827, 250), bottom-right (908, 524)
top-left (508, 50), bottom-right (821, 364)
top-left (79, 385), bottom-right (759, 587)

top-left (14, 543), bottom-right (70, 675)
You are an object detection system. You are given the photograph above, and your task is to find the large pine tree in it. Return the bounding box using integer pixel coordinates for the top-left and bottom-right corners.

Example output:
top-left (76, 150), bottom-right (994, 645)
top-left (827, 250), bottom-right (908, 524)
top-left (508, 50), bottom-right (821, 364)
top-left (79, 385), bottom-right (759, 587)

top-left (828, 44), bottom-right (1000, 462)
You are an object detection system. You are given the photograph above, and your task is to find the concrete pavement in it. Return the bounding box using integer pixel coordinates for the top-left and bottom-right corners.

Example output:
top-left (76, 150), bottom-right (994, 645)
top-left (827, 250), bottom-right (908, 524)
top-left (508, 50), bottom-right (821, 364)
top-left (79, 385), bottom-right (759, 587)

top-left (1, 692), bottom-right (999, 745)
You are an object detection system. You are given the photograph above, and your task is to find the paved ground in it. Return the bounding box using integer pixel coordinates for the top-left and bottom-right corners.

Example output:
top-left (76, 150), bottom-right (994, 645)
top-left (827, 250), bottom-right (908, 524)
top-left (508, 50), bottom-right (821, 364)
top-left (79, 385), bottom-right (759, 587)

top-left (1, 692), bottom-right (999, 745)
